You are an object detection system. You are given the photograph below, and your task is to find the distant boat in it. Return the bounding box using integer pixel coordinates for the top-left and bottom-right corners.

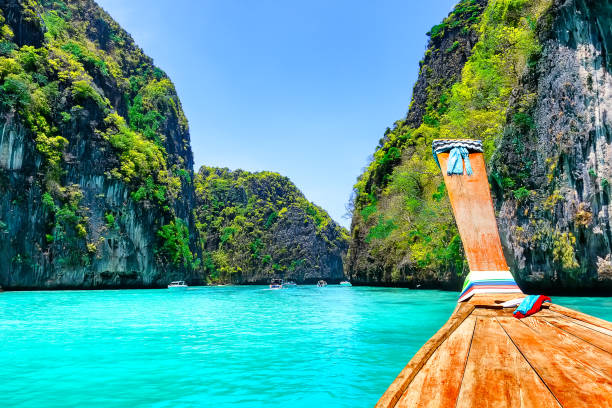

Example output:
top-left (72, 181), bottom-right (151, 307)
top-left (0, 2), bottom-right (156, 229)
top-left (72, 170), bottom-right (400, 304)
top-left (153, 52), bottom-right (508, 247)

top-left (168, 281), bottom-right (188, 289)
top-left (316, 280), bottom-right (327, 287)
top-left (339, 281), bottom-right (352, 286)
top-left (270, 278), bottom-right (284, 289)
top-left (284, 281), bottom-right (297, 288)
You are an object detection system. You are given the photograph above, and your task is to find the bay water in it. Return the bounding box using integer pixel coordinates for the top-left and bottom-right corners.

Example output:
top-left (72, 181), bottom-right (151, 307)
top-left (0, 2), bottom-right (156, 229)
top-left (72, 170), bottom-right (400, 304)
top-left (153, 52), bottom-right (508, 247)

top-left (1, 286), bottom-right (610, 407)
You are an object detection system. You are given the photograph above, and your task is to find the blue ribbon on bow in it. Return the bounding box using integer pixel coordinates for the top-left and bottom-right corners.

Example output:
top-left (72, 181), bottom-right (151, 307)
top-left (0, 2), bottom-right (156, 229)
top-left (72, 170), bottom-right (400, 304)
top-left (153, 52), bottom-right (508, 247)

top-left (446, 147), bottom-right (473, 176)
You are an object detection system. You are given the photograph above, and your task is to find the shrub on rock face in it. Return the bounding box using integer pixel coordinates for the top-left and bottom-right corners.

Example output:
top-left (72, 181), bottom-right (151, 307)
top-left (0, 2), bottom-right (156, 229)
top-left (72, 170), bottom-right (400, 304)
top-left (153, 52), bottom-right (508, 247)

top-left (157, 219), bottom-right (197, 268)
top-left (71, 80), bottom-right (106, 107)
top-left (102, 113), bottom-right (166, 184)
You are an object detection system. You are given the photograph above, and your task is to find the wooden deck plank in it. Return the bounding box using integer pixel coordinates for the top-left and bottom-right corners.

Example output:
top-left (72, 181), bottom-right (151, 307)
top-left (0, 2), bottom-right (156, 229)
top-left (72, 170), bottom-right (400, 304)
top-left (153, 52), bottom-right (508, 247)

top-left (455, 317), bottom-right (560, 408)
top-left (498, 316), bottom-right (612, 407)
top-left (471, 308), bottom-right (557, 318)
top-left (378, 298), bottom-right (612, 407)
top-left (468, 294), bottom-right (523, 309)
top-left (375, 303), bottom-right (475, 408)
top-left (549, 312), bottom-right (612, 337)
top-left (544, 316), bottom-right (612, 355)
top-left (520, 316), bottom-right (612, 378)
top-left (549, 304), bottom-right (612, 331)
top-left (564, 316), bottom-right (612, 337)
top-left (396, 316), bottom-right (477, 407)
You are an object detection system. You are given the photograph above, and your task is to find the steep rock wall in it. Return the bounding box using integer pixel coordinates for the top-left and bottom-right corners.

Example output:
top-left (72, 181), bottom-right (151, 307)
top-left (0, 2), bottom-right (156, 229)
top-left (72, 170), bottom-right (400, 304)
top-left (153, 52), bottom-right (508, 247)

top-left (194, 167), bottom-right (348, 284)
top-left (0, 0), bottom-right (200, 289)
top-left (348, 0), bottom-right (612, 294)
top-left (347, 0), bottom-right (489, 288)
top-left (493, 0), bottom-right (612, 293)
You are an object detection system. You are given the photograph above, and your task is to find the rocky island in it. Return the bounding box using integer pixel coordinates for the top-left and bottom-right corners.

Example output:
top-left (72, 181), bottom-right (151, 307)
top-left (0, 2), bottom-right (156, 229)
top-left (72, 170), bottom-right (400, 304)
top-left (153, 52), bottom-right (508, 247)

top-left (194, 167), bottom-right (348, 284)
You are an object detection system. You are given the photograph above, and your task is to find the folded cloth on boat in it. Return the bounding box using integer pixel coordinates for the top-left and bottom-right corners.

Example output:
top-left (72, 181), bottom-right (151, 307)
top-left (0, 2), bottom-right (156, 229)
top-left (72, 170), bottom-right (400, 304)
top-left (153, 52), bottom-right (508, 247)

top-left (447, 147), bottom-right (473, 176)
top-left (500, 297), bottom-right (524, 308)
top-left (432, 139), bottom-right (483, 176)
top-left (513, 295), bottom-right (551, 319)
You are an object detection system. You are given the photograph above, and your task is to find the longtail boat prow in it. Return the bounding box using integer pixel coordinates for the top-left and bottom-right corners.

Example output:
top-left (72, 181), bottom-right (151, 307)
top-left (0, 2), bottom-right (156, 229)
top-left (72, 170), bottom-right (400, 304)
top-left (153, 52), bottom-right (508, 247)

top-left (376, 139), bottom-right (612, 408)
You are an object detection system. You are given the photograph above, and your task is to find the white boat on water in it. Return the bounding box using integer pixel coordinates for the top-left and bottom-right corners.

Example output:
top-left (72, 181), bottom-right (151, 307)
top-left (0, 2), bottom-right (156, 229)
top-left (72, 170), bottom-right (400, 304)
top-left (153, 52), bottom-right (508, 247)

top-left (284, 281), bottom-right (297, 288)
top-left (270, 278), bottom-right (284, 289)
top-left (317, 280), bottom-right (327, 287)
top-left (339, 281), bottom-right (352, 286)
top-left (168, 281), bottom-right (188, 289)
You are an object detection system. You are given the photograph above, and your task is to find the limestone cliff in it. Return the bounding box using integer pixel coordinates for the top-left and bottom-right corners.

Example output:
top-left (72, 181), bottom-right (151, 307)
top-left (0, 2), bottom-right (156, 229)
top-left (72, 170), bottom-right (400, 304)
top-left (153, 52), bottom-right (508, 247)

top-left (347, 0), bottom-right (612, 294)
top-left (0, 0), bottom-right (199, 288)
top-left (194, 167), bottom-right (348, 284)
top-left (493, 0), bottom-right (612, 293)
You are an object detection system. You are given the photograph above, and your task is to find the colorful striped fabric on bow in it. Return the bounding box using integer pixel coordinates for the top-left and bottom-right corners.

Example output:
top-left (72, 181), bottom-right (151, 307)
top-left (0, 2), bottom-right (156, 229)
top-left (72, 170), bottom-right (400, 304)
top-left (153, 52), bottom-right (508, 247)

top-left (458, 270), bottom-right (522, 302)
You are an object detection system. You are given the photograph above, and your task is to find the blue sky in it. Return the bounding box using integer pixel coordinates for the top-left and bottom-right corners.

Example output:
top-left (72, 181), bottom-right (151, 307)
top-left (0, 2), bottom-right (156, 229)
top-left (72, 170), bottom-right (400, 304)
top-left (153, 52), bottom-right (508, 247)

top-left (96, 0), bottom-right (458, 228)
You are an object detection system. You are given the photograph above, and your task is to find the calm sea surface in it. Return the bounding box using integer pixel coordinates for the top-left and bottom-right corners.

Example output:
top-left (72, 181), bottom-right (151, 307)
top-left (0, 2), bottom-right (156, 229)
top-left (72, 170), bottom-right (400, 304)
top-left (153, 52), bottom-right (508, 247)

top-left (1, 286), bottom-right (610, 408)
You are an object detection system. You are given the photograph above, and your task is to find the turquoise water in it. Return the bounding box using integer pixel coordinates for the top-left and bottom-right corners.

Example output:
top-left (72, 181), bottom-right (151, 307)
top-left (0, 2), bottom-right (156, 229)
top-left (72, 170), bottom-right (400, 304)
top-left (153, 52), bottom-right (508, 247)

top-left (0, 287), bottom-right (610, 408)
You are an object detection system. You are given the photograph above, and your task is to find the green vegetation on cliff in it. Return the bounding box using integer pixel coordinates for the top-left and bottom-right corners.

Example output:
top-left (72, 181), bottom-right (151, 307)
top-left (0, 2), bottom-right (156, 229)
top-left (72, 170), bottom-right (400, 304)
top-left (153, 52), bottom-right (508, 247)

top-left (0, 0), bottom-right (198, 287)
top-left (348, 0), bottom-right (553, 286)
top-left (0, 0), bottom-right (349, 288)
top-left (194, 167), bottom-right (348, 284)
top-left (487, 0), bottom-right (612, 291)
top-left (0, 1), bottom-right (176, 187)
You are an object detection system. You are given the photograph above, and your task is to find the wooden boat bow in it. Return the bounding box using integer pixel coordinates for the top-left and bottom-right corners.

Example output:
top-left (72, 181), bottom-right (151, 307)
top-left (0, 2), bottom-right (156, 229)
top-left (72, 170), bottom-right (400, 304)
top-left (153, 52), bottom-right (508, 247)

top-left (376, 140), bottom-right (612, 407)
